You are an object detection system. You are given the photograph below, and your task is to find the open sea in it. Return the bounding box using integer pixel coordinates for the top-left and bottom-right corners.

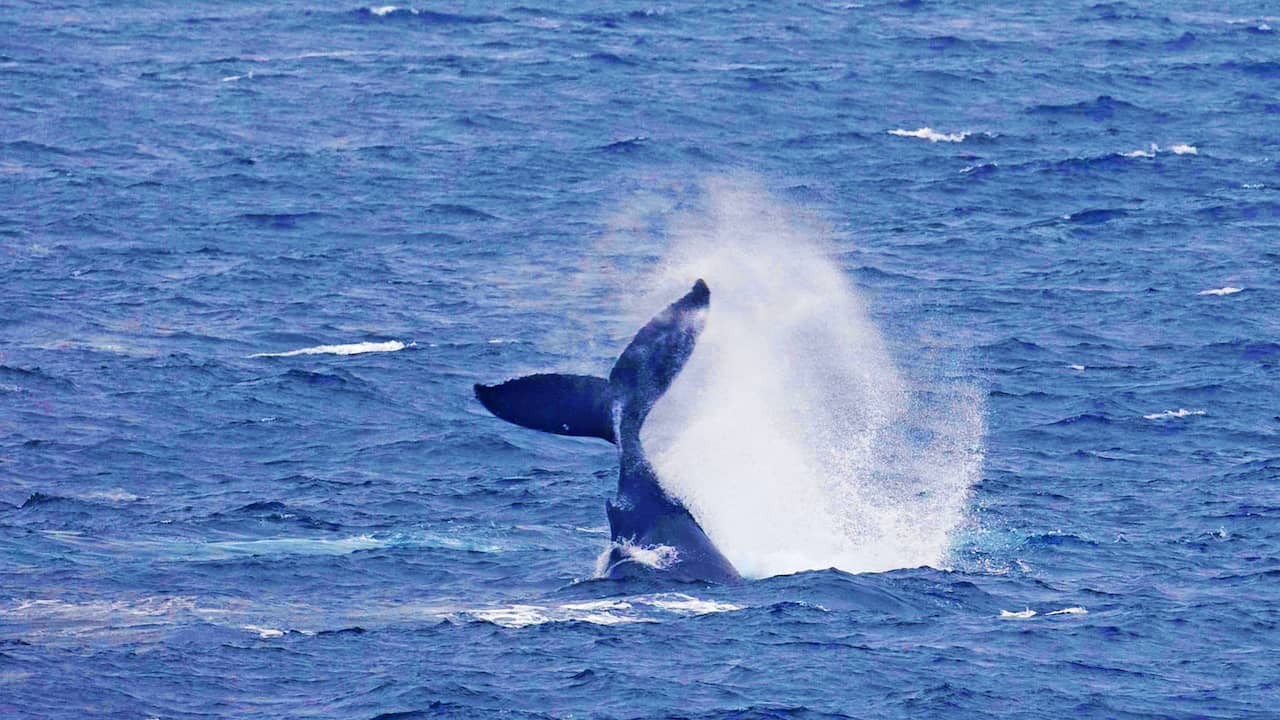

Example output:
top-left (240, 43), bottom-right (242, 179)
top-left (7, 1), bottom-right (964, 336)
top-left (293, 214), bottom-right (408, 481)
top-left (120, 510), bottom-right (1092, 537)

top-left (2, 1), bottom-right (1279, 718)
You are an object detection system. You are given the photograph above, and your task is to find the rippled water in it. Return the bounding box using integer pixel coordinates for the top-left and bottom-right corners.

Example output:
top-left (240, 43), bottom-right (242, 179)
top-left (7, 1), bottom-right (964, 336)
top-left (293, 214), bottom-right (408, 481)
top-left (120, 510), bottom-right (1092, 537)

top-left (3, 1), bottom-right (1279, 718)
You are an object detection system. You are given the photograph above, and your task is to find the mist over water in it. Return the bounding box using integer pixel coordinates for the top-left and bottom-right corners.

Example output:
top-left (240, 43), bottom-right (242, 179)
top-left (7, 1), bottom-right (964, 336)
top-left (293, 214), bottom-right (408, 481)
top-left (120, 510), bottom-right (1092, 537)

top-left (624, 178), bottom-right (983, 578)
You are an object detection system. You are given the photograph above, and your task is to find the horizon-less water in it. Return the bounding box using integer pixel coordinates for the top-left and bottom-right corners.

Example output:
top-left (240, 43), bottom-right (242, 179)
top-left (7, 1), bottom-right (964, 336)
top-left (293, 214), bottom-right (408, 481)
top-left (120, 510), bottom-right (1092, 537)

top-left (3, 1), bottom-right (1279, 718)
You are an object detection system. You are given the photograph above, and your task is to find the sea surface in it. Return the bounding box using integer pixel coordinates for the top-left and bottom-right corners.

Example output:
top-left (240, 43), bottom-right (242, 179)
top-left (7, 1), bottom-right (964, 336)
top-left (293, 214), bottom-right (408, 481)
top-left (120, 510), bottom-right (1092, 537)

top-left (2, 1), bottom-right (1279, 718)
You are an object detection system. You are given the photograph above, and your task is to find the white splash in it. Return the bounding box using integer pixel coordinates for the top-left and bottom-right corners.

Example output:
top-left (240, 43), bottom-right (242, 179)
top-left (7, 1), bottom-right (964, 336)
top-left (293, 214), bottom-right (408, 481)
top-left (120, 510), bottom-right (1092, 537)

top-left (250, 340), bottom-right (410, 358)
top-left (889, 127), bottom-right (969, 143)
top-left (641, 593), bottom-right (740, 615)
top-left (624, 177), bottom-right (982, 578)
top-left (464, 593), bottom-right (742, 628)
top-left (999, 608), bottom-right (1037, 619)
top-left (78, 489), bottom-right (143, 503)
top-left (1122, 144), bottom-right (1158, 159)
top-left (1143, 409), bottom-right (1205, 420)
top-left (594, 541), bottom-right (681, 577)
top-left (241, 624), bottom-right (285, 638)
top-left (1122, 143), bottom-right (1198, 158)
top-left (1198, 286), bottom-right (1242, 296)
top-left (1047, 606), bottom-right (1088, 616)
top-left (1069, 364), bottom-right (1085, 372)
top-left (369, 5), bottom-right (404, 15)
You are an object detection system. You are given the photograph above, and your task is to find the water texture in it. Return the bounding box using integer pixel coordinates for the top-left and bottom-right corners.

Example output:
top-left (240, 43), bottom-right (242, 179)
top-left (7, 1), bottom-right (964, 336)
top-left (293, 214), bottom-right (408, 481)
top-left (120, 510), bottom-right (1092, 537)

top-left (2, 1), bottom-right (1278, 718)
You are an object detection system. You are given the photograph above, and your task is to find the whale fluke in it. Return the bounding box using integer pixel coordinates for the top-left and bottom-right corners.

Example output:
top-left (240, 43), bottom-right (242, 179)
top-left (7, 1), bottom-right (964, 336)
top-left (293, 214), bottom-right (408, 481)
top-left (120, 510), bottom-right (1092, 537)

top-left (474, 374), bottom-right (614, 443)
top-left (474, 279), bottom-right (739, 583)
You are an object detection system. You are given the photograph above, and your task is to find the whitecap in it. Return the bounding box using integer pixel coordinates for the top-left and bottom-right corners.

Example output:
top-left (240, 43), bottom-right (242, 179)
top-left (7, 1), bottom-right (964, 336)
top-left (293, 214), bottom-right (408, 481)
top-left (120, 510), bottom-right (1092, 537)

top-left (1143, 409), bottom-right (1205, 420)
top-left (999, 608), bottom-right (1036, 619)
top-left (250, 340), bottom-right (410, 358)
top-left (1046, 606), bottom-right (1087, 616)
top-left (466, 602), bottom-right (648, 628)
top-left (636, 593), bottom-right (742, 615)
top-left (241, 624), bottom-right (285, 638)
top-left (78, 489), bottom-right (143, 503)
top-left (463, 593), bottom-right (741, 629)
top-left (1122, 143), bottom-right (1197, 158)
top-left (1197, 286), bottom-right (1242, 296)
top-left (1069, 364), bottom-right (1085, 372)
top-left (370, 5), bottom-right (405, 15)
top-left (889, 127), bottom-right (969, 143)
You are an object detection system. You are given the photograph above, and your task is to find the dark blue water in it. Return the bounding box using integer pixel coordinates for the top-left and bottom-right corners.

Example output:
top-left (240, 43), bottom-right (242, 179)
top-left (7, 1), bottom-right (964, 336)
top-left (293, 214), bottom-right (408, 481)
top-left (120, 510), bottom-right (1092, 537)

top-left (3, 1), bottom-right (1279, 717)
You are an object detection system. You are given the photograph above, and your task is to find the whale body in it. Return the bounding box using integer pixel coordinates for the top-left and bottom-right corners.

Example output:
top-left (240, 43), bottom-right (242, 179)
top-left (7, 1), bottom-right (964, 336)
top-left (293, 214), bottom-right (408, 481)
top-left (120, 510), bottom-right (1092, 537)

top-left (474, 279), bottom-right (740, 583)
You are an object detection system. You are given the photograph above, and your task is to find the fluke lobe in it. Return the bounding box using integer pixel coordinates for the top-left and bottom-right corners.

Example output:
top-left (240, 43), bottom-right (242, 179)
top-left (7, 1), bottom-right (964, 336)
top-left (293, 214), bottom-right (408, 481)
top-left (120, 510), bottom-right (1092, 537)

top-left (474, 280), bottom-right (740, 583)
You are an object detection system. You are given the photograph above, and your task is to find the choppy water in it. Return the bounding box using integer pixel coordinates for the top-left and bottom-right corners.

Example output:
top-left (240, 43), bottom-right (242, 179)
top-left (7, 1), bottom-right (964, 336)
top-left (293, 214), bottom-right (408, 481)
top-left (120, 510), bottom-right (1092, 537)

top-left (3, 1), bottom-right (1279, 718)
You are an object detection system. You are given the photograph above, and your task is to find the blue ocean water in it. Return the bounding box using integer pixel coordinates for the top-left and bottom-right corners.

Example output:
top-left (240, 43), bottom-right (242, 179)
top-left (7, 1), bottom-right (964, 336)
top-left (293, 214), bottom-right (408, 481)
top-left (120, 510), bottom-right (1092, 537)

top-left (3, 0), bottom-right (1279, 717)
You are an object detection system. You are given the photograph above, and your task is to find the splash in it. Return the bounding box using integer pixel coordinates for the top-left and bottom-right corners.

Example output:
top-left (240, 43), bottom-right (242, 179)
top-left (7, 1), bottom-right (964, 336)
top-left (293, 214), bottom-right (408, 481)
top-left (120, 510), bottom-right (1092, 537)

top-left (611, 177), bottom-right (982, 578)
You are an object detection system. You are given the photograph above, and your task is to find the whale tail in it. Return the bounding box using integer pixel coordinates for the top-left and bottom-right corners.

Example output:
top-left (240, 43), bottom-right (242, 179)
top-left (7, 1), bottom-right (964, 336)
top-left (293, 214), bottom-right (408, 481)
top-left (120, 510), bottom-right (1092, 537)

top-left (474, 374), bottom-right (615, 442)
top-left (473, 279), bottom-right (710, 444)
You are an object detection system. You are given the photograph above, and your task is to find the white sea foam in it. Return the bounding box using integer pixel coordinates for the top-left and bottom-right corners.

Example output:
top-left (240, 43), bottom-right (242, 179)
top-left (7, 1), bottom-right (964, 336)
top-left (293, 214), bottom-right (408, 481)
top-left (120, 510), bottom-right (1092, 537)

top-left (1069, 364), bottom-right (1085, 372)
top-left (1122, 144), bottom-right (1158, 159)
top-left (640, 593), bottom-right (741, 615)
top-left (1047, 606), bottom-right (1087, 616)
top-left (999, 608), bottom-right (1037, 619)
top-left (1198, 286), bottom-right (1242, 296)
top-left (464, 593), bottom-right (742, 628)
top-left (612, 177), bottom-right (982, 578)
top-left (38, 530), bottom-right (512, 561)
top-left (241, 624), bottom-right (285, 638)
top-left (370, 5), bottom-right (404, 15)
top-left (78, 489), bottom-right (143, 503)
top-left (250, 340), bottom-right (410, 358)
top-left (1122, 143), bottom-right (1197, 158)
top-left (889, 127), bottom-right (969, 143)
top-left (1143, 409), bottom-right (1205, 420)
top-left (593, 541), bottom-right (681, 577)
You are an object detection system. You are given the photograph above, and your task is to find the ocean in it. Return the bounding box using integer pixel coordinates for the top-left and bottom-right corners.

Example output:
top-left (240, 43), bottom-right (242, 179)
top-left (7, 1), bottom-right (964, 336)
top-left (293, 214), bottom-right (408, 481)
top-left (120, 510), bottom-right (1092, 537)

top-left (2, 1), bottom-right (1278, 718)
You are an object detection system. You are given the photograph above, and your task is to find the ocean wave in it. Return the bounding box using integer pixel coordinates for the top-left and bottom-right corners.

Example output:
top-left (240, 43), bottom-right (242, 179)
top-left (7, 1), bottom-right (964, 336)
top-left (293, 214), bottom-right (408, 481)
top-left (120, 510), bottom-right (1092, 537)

top-left (236, 211), bottom-right (331, 229)
top-left (888, 127), bottom-right (969, 143)
top-left (250, 340), bottom-right (410, 358)
top-left (1143, 409), bottom-right (1205, 420)
top-left (352, 6), bottom-right (503, 24)
top-left (1197, 286), bottom-right (1242, 296)
top-left (1064, 208), bottom-right (1131, 225)
top-left (1027, 94), bottom-right (1158, 122)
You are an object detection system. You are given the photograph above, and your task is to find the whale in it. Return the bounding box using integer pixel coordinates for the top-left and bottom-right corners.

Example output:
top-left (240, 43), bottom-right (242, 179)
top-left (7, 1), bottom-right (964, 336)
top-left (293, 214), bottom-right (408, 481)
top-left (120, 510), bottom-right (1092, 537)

top-left (474, 279), bottom-right (740, 584)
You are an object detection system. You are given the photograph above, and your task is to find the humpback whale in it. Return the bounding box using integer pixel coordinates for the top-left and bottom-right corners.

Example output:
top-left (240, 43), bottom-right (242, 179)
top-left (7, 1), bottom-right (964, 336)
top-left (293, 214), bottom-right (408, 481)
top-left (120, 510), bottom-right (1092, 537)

top-left (474, 280), bottom-right (740, 583)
